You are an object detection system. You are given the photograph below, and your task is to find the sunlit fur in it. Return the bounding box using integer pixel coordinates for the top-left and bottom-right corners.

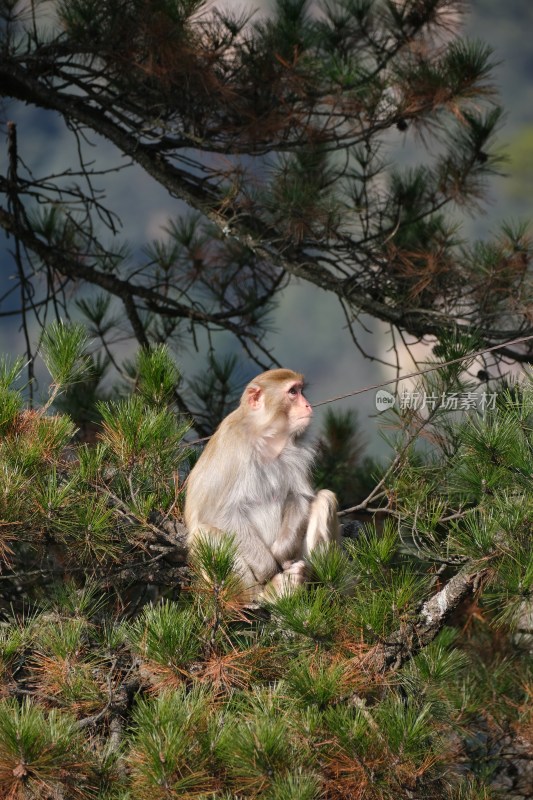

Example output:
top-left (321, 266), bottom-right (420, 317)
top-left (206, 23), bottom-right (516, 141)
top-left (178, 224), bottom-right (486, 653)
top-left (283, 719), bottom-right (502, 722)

top-left (185, 369), bottom-right (339, 600)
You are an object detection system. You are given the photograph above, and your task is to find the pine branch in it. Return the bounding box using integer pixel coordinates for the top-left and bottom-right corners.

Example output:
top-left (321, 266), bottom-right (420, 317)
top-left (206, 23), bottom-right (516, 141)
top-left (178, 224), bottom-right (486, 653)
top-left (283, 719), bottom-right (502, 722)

top-left (0, 205), bottom-right (275, 354)
top-left (367, 563), bottom-right (489, 674)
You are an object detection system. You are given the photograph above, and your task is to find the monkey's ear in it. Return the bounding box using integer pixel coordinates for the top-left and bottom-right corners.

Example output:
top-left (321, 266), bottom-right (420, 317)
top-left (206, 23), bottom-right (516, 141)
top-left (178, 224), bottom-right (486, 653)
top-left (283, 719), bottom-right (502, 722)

top-left (245, 383), bottom-right (263, 410)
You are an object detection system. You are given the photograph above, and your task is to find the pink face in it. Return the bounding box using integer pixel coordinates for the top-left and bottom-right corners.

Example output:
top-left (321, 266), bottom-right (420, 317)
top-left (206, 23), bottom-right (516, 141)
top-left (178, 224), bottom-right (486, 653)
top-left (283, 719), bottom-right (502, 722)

top-left (286, 381), bottom-right (312, 434)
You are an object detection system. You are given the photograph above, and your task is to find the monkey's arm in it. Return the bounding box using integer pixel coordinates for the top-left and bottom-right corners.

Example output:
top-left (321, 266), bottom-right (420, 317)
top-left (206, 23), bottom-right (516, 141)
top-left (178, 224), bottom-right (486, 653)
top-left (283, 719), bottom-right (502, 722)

top-left (271, 489), bottom-right (340, 564)
top-left (270, 493), bottom-right (310, 565)
top-left (303, 490), bottom-right (340, 555)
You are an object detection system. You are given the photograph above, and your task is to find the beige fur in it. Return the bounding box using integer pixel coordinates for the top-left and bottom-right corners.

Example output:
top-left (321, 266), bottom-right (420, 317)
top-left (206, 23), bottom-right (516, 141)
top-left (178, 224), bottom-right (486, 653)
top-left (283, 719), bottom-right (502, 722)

top-left (185, 369), bottom-right (339, 600)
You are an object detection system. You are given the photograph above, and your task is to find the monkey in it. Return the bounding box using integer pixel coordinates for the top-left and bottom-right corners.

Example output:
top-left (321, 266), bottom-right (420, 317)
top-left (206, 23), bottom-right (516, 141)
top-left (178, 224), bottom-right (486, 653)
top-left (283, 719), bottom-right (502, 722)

top-left (184, 368), bottom-right (340, 601)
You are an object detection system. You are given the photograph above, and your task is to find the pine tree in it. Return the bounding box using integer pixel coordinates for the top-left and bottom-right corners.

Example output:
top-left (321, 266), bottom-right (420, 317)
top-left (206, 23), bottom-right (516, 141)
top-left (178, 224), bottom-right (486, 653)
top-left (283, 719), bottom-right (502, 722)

top-left (1, 0), bottom-right (532, 415)
top-left (0, 327), bottom-right (531, 798)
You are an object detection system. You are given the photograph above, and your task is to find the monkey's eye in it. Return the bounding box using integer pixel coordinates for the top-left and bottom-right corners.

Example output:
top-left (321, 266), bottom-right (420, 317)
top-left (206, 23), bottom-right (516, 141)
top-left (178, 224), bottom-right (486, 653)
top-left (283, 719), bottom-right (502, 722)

top-left (288, 386), bottom-right (299, 397)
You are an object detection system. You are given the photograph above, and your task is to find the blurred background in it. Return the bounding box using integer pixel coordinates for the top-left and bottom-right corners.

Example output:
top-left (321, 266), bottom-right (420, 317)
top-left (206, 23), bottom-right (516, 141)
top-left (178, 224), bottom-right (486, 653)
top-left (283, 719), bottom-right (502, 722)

top-left (1, 0), bottom-right (532, 457)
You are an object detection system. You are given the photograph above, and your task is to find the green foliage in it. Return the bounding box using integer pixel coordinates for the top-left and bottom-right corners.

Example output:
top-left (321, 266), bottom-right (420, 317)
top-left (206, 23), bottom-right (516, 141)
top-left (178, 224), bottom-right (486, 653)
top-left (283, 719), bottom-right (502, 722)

top-left (135, 344), bottom-right (181, 407)
top-left (0, 410), bottom-right (76, 472)
top-left (128, 687), bottom-right (216, 798)
top-left (33, 616), bottom-right (89, 658)
top-left (217, 708), bottom-right (306, 796)
top-left (128, 600), bottom-right (202, 672)
top-left (349, 562), bottom-right (430, 638)
top-left (54, 352), bottom-right (112, 427)
top-left (267, 585), bottom-right (340, 647)
top-left (2, 0), bottom-right (529, 399)
top-left (0, 699), bottom-right (96, 798)
top-left (190, 534), bottom-right (244, 595)
top-left (285, 653), bottom-right (346, 710)
top-left (0, 356), bottom-right (24, 435)
top-left (267, 145), bottom-right (340, 242)
top-left (98, 396), bottom-right (182, 464)
top-left (483, 540), bottom-right (533, 628)
top-left (307, 542), bottom-right (354, 593)
top-left (345, 520), bottom-right (399, 575)
top-left (0, 338), bottom-right (532, 798)
top-left (97, 390), bottom-right (190, 515)
top-left (406, 629), bottom-right (469, 688)
top-left (0, 341), bottom-right (189, 591)
top-left (376, 698), bottom-right (436, 762)
top-left (43, 579), bottom-right (108, 619)
top-left (41, 320), bottom-right (92, 389)
top-left (264, 771), bottom-right (322, 800)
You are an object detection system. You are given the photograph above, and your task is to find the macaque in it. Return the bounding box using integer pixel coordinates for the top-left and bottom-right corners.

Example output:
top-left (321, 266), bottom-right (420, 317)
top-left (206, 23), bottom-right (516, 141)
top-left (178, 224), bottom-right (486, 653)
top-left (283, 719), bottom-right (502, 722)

top-left (184, 369), bottom-right (339, 600)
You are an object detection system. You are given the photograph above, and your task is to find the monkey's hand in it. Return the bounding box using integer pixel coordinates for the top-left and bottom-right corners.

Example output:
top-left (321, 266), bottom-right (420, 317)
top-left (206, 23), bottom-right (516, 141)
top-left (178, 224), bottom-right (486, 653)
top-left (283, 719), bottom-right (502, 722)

top-left (281, 560), bottom-right (308, 579)
top-left (262, 560), bottom-right (309, 601)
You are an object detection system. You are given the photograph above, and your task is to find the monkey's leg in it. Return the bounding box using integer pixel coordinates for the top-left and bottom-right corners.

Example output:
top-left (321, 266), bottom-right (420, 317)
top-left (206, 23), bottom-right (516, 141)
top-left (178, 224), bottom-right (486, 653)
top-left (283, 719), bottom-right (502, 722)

top-left (303, 489), bottom-right (340, 556)
top-left (233, 528), bottom-right (283, 582)
top-left (263, 491), bottom-right (339, 599)
top-left (236, 541), bottom-right (296, 604)
top-left (188, 526), bottom-right (280, 602)
top-left (231, 524), bottom-right (295, 603)
top-left (270, 495), bottom-right (309, 565)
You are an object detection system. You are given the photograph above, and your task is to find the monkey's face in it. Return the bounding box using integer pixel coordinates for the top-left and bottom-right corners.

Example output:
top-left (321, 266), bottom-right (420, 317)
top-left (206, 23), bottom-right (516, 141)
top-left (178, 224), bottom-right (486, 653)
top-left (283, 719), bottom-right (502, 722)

top-left (285, 381), bottom-right (313, 435)
top-left (243, 370), bottom-right (312, 439)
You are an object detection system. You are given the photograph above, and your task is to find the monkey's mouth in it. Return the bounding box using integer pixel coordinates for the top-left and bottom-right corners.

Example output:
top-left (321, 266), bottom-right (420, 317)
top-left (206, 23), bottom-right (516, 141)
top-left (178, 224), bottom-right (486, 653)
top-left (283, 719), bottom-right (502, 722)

top-left (292, 419), bottom-right (312, 435)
